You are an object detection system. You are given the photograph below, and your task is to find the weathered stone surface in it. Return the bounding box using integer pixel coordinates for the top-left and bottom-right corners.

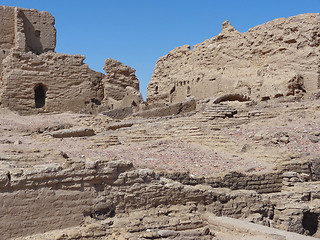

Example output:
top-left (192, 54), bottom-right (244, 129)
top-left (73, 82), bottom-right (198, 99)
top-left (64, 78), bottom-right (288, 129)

top-left (0, 6), bottom-right (143, 115)
top-left (51, 127), bottom-right (95, 138)
top-left (5, 158), bottom-right (320, 239)
top-left (147, 13), bottom-right (320, 105)
top-left (102, 58), bottom-right (143, 110)
top-left (106, 122), bottom-right (134, 131)
top-left (1, 51), bottom-right (104, 114)
top-left (101, 106), bottom-right (133, 119)
top-left (2, 7), bottom-right (320, 240)
top-left (309, 135), bottom-right (320, 143)
top-left (158, 229), bottom-right (179, 237)
top-left (206, 215), bottom-right (319, 240)
top-left (134, 98), bottom-right (196, 118)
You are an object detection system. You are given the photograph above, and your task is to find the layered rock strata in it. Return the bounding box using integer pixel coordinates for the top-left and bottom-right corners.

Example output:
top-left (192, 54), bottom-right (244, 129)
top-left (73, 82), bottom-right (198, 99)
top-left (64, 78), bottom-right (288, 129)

top-left (147, 13), bottom-right (320, 104)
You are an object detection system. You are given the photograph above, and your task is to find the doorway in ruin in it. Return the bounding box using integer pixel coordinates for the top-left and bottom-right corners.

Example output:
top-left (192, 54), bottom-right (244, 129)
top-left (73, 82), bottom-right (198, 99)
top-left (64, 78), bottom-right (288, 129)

top-left (34, 84), bottom-right (47, 108)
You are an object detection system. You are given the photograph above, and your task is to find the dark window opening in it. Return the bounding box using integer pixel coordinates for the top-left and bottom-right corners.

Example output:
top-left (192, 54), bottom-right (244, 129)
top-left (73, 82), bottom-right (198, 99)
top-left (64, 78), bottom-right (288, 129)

top-left (3, 50), bottom-right (5, 55)
top-left (303, 211), bottom-right (319, 236)
top-left (34, 84), bottom-right (46, 108)
top-left (131, 101), bottom-right (137, 107)
top-left (155, 86), bottom-right (159, 94)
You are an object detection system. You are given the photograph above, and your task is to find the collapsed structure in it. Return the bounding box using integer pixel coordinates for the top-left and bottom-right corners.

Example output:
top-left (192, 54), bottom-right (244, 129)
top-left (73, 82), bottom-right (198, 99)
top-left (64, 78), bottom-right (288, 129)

top-left (0, 6), bottom-right (142, 114)
top-left (147, 13), bottom-right (320, 104)
top-left (1, 5), bottom-right (320, 240)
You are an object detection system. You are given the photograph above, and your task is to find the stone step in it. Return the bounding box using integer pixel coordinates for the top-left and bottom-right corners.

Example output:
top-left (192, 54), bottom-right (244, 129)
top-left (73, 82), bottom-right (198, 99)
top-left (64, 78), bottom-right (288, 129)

top-left (205, 214), bottom-right (318, 240)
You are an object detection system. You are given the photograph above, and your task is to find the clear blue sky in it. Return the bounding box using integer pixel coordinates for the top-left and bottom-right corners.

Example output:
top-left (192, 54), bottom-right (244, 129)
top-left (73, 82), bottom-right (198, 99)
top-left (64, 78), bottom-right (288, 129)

top-left (1, 0), bottom-right (319, 99)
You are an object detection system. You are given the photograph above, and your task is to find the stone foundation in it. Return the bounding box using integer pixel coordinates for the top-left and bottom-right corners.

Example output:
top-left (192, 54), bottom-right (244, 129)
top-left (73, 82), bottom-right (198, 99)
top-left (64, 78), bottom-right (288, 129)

top-left (2, 159), bottom-right (320, 239)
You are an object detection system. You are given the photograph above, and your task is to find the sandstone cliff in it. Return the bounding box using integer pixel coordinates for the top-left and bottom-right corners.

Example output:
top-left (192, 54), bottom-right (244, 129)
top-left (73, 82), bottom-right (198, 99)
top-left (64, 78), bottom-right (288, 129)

top-left (147, 13), bottom-right (320, 104)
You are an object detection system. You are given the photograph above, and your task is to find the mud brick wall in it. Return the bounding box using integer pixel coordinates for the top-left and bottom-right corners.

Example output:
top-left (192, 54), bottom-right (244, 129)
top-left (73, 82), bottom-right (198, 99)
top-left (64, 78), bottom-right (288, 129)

top-left (1, 52), bottom-right (104, 114)
top-left (206, 172), bottom-right (283, 194)
top-left (160, 171), bottom-right (283, 194)
top-left (279, 161), bottom-right (312, 175)
top-left (147, 13), bottom-right (320, 105)
top-left (0, 160), bottom-right (276, 239)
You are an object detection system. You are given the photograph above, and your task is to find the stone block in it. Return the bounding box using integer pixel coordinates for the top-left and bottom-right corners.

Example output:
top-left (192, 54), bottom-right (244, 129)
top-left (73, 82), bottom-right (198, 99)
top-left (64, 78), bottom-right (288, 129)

top-left (51, 127), bottom-right (95, 138)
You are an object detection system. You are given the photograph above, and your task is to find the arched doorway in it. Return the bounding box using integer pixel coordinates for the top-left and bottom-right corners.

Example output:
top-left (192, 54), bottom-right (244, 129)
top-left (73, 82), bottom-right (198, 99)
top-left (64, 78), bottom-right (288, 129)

top-left (34, 84), bottom-right (46, 108)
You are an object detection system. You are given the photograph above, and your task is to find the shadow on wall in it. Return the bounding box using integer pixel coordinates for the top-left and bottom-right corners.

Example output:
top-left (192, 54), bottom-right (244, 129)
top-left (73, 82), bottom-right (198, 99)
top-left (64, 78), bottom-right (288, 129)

top-left (19, 11), bottom-right (43, 54)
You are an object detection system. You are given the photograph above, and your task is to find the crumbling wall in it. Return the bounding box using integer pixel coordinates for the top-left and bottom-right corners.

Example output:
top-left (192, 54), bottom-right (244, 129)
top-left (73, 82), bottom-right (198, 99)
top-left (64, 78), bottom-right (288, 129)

top-left (0, 6), bottom-right (144, 114)
top-left (147, 13), bottom-right (320, 104)
top-left (102, 58), bottom-right (143, 110)
top-left (15, 7), bottom-right (56, 54)
top-left (0, 6), bottom-right (104, 114)
top-left (0, 6), bottom-right (15, 73)
top-left (1, 159), bottom-right (320, 239)
top-left (0, 6), bottom-right (55, 71)
top-left (0, 52), bottom-right (104, 114)
top-left (0, 160), bottom-right (273, 239)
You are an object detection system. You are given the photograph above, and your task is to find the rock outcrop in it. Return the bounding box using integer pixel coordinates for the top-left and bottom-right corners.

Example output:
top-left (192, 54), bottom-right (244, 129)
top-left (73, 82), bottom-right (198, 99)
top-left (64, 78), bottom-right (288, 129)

top-left (147, 13), bottom-right (320, 104)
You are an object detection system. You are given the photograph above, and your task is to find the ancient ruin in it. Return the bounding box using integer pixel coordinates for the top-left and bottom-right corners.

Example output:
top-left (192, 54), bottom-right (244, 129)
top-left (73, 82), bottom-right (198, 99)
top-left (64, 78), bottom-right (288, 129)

top-left (1, 5), bottom-right (320, 240)
top-left (147, 13), bottom-right (320, 105)
top-left (0, 6), bottom-right (142, 114)
top-left (102, 58), bottom-right (143, 110)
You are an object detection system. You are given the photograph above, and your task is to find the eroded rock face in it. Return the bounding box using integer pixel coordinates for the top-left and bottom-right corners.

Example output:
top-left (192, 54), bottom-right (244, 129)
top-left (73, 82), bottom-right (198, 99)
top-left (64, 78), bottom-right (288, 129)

top-left (103, 58), bottom-right (143, 110)
top-left (147, 13), bottom-right (320, 104)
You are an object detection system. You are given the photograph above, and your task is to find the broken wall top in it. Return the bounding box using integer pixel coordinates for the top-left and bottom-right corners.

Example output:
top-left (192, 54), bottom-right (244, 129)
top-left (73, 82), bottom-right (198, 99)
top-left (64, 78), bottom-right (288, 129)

top-left (147, 13), bottom-right (320, 104)
top-left (0, 5), bottom-right (56, 74)
top-left (0, 6), bottom-right (56, 54)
